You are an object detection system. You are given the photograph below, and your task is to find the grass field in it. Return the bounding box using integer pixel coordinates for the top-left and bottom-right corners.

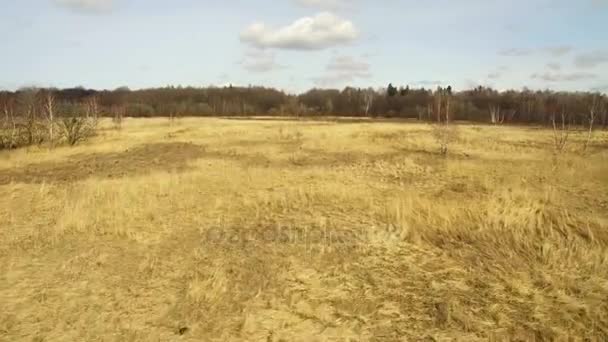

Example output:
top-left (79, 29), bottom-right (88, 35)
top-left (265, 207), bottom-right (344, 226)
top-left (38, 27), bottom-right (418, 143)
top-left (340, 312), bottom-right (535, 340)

top-left (1, 117), bottom-right (607, 341)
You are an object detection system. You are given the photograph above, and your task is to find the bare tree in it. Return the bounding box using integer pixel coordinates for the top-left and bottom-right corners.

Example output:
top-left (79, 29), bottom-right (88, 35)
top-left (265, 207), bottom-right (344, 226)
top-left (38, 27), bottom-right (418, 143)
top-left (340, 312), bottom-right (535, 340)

top-left (432, 87), bottom-right (458, 156)
top-left (43, 90), bottom-right (56, 145)
top-left (363, 88), bottom-right (374, 116)
top-left (169, 108), bottom-right (176, 124)
top-left (168, 103), bottom-right (182, 125)
top-left (0, 93), bottom-right (19, 149)
top-left (583, 94), bottom-right (600, 152)
top-left (503, 108), bottom-right (517, 123)
top-left (112, 105), bottom-right (124, 130)
top-left (84, 96), bottom-right (100, 129)
top-left (17, 87), bottom-right (45, 145)
top-left (434, 92), bottom-right (442, 123)
top-left (489, 104), bottom-right (504, 124)
top-left (551, 106), bottom-right (571, 153)
top-left (84, 96), bottom-right (99, 117)
top-left (601, 98), bottom-right (607, 129)
top-left (416, 105), bottom-right (425, 121)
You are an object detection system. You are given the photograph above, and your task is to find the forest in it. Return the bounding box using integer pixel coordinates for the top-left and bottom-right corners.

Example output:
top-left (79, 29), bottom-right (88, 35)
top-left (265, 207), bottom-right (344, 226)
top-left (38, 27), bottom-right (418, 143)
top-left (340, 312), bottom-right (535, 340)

top-left (1, 84), bottom-right (606, 150)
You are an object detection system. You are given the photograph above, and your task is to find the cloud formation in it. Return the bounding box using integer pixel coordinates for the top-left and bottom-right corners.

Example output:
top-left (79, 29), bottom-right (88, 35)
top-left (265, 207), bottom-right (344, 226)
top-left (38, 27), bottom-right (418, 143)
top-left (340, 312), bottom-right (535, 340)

top-left (544, 46), bottom-right (573, 56)
top-left (240, 49), bottom-right (286, 73)
top-left (498, 48), bottom-right (534, 56)
top-left (499, 46), bottom-right (574, 57)
top-left (240, 12), bottom-right (358, 50)
top-left (53, 0), bottom-right (115, 13)
top-left (486, 66), bottom-right (508, 80)
top-left (590, 84), bottom-right (608, 93)
top-left (312, 55), bottom-right (370, 86)
top-left (487, 72), bottom-right (501, 79)
top-left (531, 71), bottom-right (596, 82)
top-left (546, 62), bottom-right (561, 71)
top-left (327, 56), bottom-right (370, 75)
top-left (574, 50), bottom-right (608, 68)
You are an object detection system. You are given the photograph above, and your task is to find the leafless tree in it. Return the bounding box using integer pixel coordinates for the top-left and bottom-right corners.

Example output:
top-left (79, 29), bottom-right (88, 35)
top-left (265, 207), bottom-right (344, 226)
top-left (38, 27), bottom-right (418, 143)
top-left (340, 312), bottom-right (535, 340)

top-left (363, 88), bottom-right (375, 116)
top-left (281, 97), bottom-right (305, 117)
top-left (112, 105), bottom-right (124, 130)
top-left (489, 104), bottom-right (504, 124)
top-left (169, 104), bottom-right (182, 125)
top-left (169, 108), bottom-right (176, 124)
top-left (84, 96), bottom-right (100, 129)
top-left (432, 87), bottom-right (457, 155)
top-left (84, 96), bottom-right (99, 117)
top-left (43, 90), bottom-right (56, 145)
top-left (17, 87), bottom-right (45, 146)
top-left (416, 105), bottom-right (425, 121)
top-left (551, 106), bottom-right (571, 153)
top-left (583, 94), bottom-right (600, 152)
top-left (0, 94), bottom-right (19, 149)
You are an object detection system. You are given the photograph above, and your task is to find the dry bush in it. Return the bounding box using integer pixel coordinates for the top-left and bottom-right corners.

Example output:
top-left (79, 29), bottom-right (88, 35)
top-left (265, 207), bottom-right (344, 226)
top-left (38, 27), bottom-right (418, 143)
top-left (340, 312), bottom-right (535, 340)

top-left (57, 103), bottom-right (97, 146)
top-left (1, 89), bottom-right (96, 149)
top-left (0, 106), bottom-right (20, 150)
top-left (0, 115), bottom-right (46, 149)
top-left (58, 117), bottom-right (96, 146)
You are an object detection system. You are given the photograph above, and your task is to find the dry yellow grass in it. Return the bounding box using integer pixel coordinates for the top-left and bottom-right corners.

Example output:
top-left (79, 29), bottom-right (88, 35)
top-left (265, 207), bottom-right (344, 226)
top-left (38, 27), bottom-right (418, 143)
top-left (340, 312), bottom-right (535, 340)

top-left (1, 117), bottom-right (607, 341)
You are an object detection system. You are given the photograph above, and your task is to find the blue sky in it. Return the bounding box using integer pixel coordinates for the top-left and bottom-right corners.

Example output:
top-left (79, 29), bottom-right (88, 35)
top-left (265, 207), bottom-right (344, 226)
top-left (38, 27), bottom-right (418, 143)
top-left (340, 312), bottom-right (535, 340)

top-left (1, 0), bottom-right (607, 93)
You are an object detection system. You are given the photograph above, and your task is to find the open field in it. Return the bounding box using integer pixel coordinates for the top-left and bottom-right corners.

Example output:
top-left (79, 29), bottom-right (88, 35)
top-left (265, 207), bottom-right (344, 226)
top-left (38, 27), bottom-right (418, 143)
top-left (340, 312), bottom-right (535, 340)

top-left (1, 117), bottom-right (608, 341)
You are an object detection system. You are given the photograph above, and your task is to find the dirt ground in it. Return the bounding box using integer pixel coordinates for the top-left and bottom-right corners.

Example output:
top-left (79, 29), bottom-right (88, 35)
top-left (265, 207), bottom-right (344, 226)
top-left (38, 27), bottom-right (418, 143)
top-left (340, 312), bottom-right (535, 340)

top-left (1, 117), bottom-right (607, 341)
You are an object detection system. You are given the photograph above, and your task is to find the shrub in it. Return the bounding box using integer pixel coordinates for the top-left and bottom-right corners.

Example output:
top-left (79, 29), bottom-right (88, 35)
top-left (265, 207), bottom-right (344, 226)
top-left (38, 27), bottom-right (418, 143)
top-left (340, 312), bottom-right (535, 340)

top-left (59, 116), bottom-right (97, 146)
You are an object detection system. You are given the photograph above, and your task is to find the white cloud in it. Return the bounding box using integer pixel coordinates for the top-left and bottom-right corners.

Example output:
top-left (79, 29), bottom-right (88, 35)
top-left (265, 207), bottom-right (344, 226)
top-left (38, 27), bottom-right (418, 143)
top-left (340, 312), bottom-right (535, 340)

top-left (487, 65), bottom-right (509, 80)
top-left (312, 73), bottom-right (358, 86)
top-left (240, 12), bottom-right (358, 50)
top-left (546, 62), bottom-right (561, 71)
top-left (498, 48), bottom-right (534, 56)
top-left (312, 55), bottom-right (371, 86)
top-left (239, 49), bottom-right (286, 73)
top-left (574, 50), bottom-right (608, 68)
top-left (531, 71), bottom-right (597, 82)
top-left (544, 46), bottom-right (573, 56)
top-left (499, 46), bottom-right (574, 57)
top-left (327, 56), bottom-right (370, 75)
top-left (487, 72), bottom-right (501, 79)
top-left (53, 0), bottom-right (115, 13)
top-left (590, 84), bottom-right (608, 93)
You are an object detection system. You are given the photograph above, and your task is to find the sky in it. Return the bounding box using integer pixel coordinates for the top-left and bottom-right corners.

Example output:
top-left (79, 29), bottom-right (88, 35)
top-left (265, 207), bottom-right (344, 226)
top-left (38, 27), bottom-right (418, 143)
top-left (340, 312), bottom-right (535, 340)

top-left (1, 0), bottom-right (607, 93)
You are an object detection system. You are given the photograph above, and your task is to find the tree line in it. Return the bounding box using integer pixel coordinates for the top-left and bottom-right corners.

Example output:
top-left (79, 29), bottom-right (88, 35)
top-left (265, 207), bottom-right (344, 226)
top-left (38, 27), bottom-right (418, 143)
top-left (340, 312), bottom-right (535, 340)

top-left (1, 84), bottom-right (606, 149)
